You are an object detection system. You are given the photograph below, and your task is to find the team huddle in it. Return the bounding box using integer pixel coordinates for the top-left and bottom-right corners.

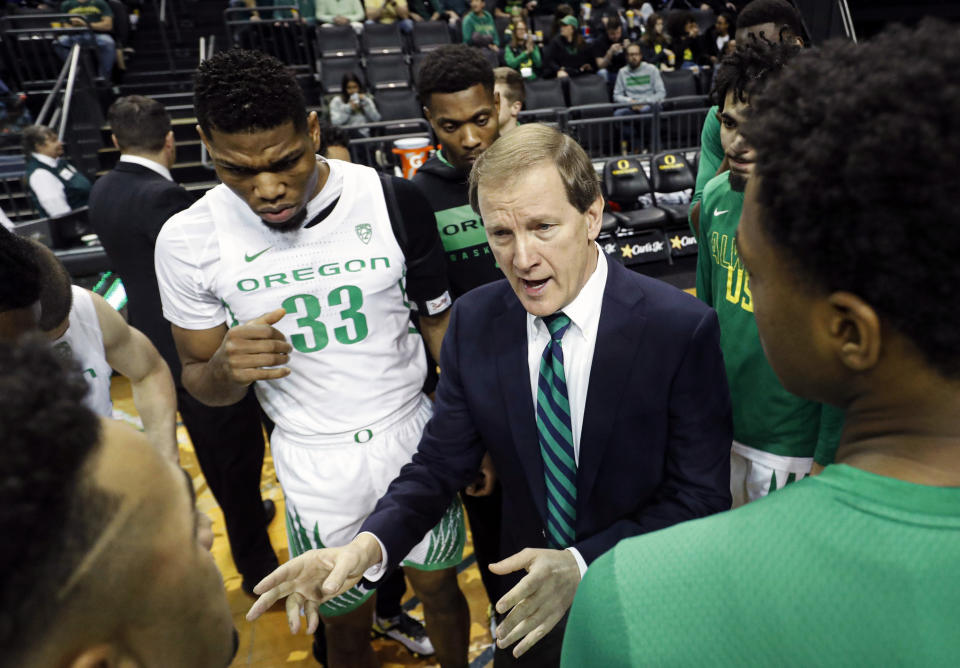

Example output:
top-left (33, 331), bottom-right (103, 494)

top-left (1, 3), bottom-right (959, 667)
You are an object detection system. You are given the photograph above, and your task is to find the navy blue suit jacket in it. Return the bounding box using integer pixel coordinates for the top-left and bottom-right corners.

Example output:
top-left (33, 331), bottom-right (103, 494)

top-left (361, 259), bottom-right (732, 588)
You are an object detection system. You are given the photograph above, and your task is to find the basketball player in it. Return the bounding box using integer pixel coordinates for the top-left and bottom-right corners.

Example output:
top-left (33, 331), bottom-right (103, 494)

top-left (688, 0), bottom-right (805, 234)
top-left (155, 49), bottom-right (469, 668)
top-left (565, 20), bottom-right (960, 664)
top-left (0, 230), bottom-right (178, 462)
top-left (696, 42), bottom-right (842, 506)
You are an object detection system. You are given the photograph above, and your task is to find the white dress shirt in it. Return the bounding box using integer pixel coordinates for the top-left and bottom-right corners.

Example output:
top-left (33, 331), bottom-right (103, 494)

top-left (526, 244), bottom-right (607, 578)
top-left (119, 154), bottom-right (174, 182)
top-left (363, 245), bottom-right (608, 582)
top-left (28, 153), bottom-right (71, 217)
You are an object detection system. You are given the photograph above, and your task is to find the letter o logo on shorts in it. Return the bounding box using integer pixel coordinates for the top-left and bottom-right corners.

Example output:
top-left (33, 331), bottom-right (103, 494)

top-left (354, 429), bottom-right (373, 443)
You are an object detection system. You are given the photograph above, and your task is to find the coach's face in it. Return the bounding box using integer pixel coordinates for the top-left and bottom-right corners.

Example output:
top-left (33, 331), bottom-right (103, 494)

top-left (481, 161), bottom-right (603, 317)
top-left (199, 112), bottom-right (322, 232)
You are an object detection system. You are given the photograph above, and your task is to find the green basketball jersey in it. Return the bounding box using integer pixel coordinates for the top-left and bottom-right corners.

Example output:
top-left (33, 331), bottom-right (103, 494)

top-left (563, 464), bottom-right (960, 667)
top-left (696, 172), bottom-right (841, 462)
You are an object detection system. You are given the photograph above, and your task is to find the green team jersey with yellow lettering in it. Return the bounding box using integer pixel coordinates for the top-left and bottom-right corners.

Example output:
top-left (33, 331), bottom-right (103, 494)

top-left (563, 464), bottom-right (960, 666)
top-left (412, 151), bottom-right (501, 298)
top-left (697, 171), bottom-right (841, 463)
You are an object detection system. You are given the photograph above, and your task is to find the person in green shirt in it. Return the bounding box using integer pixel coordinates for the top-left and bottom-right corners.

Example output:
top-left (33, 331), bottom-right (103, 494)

top-left (696, 41), bottom-right (841, 507)
top-left (688, 0), bottom-right (805, 236)
top-left (462, 0), bottom-right (500, 52)
top-left (55, 0), bottom-right (116, 79)
top-left (564, 20), bottom-right (960, 666)
top-left (504, 19), bottom-right (541, 79)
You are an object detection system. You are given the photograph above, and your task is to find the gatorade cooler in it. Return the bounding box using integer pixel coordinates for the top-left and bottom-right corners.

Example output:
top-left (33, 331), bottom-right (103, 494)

top-left (392, 137), bottom-right (433, 179)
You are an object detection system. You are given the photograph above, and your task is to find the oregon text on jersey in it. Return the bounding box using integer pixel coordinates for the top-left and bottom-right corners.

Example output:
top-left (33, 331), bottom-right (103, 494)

top-left (236, 257), bottom-right (392, 293)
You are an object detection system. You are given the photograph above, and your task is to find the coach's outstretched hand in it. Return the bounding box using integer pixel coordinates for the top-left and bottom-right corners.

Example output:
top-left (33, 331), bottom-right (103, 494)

top-left (490, 548), bottom-right (581, 658)
top-left (245, 534), bottom-right (383, 632)
top-left (216, 307), bottom-right (292, 386)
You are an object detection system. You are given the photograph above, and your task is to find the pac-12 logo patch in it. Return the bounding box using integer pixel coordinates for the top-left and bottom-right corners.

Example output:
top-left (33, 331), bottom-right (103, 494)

top-left (355, 223), bottom-right (372, 244)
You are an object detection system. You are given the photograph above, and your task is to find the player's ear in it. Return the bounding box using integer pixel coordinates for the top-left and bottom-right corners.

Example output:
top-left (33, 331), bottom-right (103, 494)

top-left (196, 124), bottom-right (211, 152)
top-left (823, 292), bottom-right (882, 373)
top-left (110, 133), bottom-right (119, 150)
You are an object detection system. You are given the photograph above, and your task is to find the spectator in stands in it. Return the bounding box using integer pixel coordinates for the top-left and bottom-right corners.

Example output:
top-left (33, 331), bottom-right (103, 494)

top-left (592, 15), bottom-right (629, 84)
top-left (542, 16), bottom-right (594, 78)
top-left (320, 123), bottom-right (352, 161)
top-left (613, 42), bottom-right (664, 151)
top-left (329, 73), bottom-right (382, 136)
top-left (0, 336), bottom-right (239, 668)
top-left (704, 11), bottom-right (734, 62)
top-left (462, 0), bottom-right (499, 51)
top-left (639, 12), bottom-right (675, 70)
top-left (242, 0), bottom-right (318, 24)
top-left (669, 11), bottom-right (707, 71)
top-left (504, 20), bottom-right (541, 78)
top-left (407, 0), bottom-right (438, 21)
top-left (21, 125), bottom-right (91, 218)
top-left (547, 2), bottom-right (573, 39)
top-left (54, 0), bottom-right (117, 80)
top-left (526, 0), bottom-right (570, 18)
top-left (434, 0), bottom-right (467, 22)
top-left (493, 66), bottom-right (524, 132)
top-left (365, 0), bottom-right (415, 34)
top-left (494, 0), bottom-right (525, 19)
top-left (314, 0), bottom-right (364, 32)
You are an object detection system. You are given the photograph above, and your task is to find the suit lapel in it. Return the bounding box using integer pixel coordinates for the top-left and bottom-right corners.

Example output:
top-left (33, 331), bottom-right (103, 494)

top-left (577, 261), bottom-right (647, 511)
top-left (494, 293), bottom-right (548, 524)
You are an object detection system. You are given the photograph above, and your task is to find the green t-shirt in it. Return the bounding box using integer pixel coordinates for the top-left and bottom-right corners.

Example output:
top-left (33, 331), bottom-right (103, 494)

top-left (462, 11), bottom-right (499, 46)
top-left (563, 464), bottom-right (960, 667)
top-left (60, 0), bottom-right (113, 23)
top-left (689, 104), bottom-right (722, 228)
top-left (696, 171), bottom-right (842, 462)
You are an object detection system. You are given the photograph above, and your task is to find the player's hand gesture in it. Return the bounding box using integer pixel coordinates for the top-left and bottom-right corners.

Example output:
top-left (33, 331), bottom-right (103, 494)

top-left (216, 307), bottom-right (292, 386)
top-left (246, 534), bottom-right (383, 633)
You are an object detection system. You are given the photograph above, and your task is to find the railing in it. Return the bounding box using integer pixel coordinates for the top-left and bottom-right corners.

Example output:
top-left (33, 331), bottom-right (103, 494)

top-left (345, 119), bottom-right (434, 169)
top-left (837, 0), bottom-right (857, 43)
top-left (153, 0), bottom-right (178, 72)
top-left (0, 14), bottom-right (96, 89)
top-left (224, 7), bottom-right (313, 74)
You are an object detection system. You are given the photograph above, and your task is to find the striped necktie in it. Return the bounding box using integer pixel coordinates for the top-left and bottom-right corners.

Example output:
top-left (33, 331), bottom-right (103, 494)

top-left (536, 312), bottom-right (577, 549)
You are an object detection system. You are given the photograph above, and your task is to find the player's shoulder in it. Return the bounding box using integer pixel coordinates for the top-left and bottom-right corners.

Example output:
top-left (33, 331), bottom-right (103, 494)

top-left (703, 169), bottom-right (730, 202)
top-left (155, 188), bottom-right (221, 261)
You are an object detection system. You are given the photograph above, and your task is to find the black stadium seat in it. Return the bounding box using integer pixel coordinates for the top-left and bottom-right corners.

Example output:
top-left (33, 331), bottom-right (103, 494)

top-left (375, 88), bottom-right (422, 121)
top-left (412, 20), bottom-right (451, 52)
top-left (365, 54), bottom-right (411, 90)
top-left (568, 74), bottom-right (610, 107)
top-left (320, 56), bottom-right (361, 95)
top-left (524, 78), bottom-right (566, 110)
top-left (649, 150), bottom-right (695, 225)
top-left (603, 158), bottom-right (670, 266)
top-left (662, 69), bottom-right (698, 98)
top-left (363, 22), bottom-right (404, 55)
top-left (410, 51), bottom-right (429, 85)
top-left (316, 24), bottom-right (359, 58)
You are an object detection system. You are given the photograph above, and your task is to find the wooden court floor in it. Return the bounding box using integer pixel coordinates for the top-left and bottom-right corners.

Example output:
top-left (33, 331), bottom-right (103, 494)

top-left (110, 377), bottom-right (496, 668)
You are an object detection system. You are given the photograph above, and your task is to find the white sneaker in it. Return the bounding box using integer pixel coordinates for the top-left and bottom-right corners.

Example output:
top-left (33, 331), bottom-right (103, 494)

top-left (372, 612), bottom-right (435, 656)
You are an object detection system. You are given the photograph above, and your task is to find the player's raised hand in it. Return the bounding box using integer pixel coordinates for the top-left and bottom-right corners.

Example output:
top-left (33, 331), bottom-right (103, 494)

top-left (217, 307), bottom-right (292, 385)
top-left (245, 534), bottom-right (384, 629)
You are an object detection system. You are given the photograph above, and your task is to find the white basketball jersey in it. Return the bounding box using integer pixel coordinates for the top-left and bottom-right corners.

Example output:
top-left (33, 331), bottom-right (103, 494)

top-left (53, 286), bottom-right (113, 417)
top-left (204, 161), bottom-right (425, 437)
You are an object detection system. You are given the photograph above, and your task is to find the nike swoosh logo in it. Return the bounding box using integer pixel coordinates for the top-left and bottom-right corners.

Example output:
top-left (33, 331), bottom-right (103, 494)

top-left (713, 208), bottom-right (730, 216)
top-left (244, 246), bottom-right (272, 263)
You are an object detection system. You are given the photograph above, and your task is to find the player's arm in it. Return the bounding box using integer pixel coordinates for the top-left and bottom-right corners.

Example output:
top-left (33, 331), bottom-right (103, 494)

top-left (171, 308), bottom-right (291, 408)
top-left (689, 106), bottom-right (725, 235)
top-left (390, 177), bottom-right (453, 361)
top-left (91, 290), bottom-right (178, 462)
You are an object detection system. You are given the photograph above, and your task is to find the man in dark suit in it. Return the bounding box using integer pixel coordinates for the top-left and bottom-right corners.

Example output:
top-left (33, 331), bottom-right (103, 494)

top-left (88, 95), bottom-right (280, 594)
top-left (247, 124), bottom-right (733, 666)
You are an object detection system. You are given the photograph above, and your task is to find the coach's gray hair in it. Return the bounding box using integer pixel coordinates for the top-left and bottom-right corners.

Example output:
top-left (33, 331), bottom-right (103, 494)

top-left (468, 124), bottom-right (601, 214)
